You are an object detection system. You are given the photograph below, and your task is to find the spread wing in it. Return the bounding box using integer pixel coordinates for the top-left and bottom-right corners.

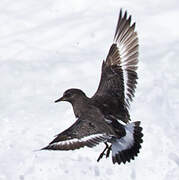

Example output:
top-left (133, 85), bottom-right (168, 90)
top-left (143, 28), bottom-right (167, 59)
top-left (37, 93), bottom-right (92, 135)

top-left (92, 9), bottom-right (139, 123)
top-left (41, 118), bottom-right (110, 151)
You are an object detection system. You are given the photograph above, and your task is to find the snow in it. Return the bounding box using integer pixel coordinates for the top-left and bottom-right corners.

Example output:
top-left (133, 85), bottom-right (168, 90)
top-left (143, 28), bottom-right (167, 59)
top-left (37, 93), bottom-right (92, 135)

top-left (0, 0), bottom-right (179, 180)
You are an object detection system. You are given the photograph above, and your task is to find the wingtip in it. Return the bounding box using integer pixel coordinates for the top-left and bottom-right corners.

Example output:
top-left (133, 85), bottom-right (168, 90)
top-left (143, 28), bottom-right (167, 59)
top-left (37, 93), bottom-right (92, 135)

top-left (119, 8), bottom-right (122, 16)
top-left (32, 146), bottom-right (49, 152)
top-left (40, 146), bottom-right (49, 151)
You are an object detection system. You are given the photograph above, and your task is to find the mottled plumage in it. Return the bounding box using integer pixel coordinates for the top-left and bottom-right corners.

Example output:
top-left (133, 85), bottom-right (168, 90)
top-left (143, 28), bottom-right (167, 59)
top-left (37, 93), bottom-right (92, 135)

top-left (42, 9), bottom-right (143, 165)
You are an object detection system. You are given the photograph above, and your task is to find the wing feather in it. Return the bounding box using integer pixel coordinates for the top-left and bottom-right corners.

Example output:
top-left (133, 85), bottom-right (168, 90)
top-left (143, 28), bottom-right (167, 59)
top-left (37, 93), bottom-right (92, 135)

top-left (42, 118), bottom-right (110, 151)
top-left (92, 9), bottom-right (138, 123)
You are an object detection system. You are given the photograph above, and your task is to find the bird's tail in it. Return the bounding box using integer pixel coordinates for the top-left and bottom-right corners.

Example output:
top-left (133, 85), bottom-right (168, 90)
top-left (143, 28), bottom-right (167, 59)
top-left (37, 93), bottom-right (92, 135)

top-left (111, 121), bottom-right (143, 164)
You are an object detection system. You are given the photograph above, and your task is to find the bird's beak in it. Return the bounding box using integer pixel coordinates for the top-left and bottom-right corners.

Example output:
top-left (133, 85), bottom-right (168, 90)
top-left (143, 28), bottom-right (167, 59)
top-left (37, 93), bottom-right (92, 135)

top-left (54, 96), bottom-right (65, 103)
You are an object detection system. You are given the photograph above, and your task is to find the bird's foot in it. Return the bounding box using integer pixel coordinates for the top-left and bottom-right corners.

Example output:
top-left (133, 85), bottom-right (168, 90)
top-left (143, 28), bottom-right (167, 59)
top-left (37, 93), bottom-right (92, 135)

top-left (97, 142), bottom-right (109, 162)
top-left (106, 145), bottom-right (112, 158)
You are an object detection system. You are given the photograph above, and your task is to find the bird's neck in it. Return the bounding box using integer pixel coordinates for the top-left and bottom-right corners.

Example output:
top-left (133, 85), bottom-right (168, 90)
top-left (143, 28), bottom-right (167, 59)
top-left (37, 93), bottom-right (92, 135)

top-left (71, 96), bottom-right (90, 118)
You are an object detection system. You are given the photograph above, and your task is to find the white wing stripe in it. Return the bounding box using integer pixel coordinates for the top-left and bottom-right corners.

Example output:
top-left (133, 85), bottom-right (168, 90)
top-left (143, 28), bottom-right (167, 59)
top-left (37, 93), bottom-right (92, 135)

top-left (49, 133), bottom-right (107, 147)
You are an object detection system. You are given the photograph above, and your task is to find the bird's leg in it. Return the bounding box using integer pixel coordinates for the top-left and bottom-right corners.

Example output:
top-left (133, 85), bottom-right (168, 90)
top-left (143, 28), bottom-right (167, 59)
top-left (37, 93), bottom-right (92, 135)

top-left (97, 142), bottom-right (109, 162)
top-left (106, 145), bottom-right (112, 158)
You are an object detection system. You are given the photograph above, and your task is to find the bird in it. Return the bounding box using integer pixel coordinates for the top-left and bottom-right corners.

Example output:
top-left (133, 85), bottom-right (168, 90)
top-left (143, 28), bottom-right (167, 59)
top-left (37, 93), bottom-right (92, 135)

top-left (42, 9), bottom-right (143, 165)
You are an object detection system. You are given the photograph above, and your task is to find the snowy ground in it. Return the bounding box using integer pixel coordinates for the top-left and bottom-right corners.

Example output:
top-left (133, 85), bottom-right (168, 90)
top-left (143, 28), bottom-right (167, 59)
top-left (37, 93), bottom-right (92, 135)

top-left (0, 0), bottom-right (179, 180)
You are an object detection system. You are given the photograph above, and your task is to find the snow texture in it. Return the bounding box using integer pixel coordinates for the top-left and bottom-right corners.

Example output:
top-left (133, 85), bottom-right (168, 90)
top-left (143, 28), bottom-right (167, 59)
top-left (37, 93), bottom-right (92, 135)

top-left (0, 0), bottom-right (179, 180)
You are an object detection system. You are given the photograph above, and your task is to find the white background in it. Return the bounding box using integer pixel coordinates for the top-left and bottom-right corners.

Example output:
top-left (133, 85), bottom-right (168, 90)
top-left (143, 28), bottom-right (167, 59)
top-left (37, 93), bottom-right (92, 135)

top-left (0, 0), bottom-right (179, 179)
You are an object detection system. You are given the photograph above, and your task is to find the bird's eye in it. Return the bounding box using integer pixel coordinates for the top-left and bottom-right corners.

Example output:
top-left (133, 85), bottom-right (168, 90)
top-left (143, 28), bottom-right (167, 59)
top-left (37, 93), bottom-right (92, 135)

top-left (64, 93), bottom-right (71, 97)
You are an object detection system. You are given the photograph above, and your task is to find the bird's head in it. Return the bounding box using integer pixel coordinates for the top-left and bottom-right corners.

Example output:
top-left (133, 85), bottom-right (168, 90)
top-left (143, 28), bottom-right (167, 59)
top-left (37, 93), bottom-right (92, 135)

top-left (55, 88), bottom-right (87, 104)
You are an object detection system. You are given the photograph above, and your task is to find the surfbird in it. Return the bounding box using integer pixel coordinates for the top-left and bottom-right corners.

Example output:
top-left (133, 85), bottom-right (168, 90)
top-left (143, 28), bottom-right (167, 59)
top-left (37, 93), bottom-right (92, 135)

top-left (42, 9), bottom-right (143, 165)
